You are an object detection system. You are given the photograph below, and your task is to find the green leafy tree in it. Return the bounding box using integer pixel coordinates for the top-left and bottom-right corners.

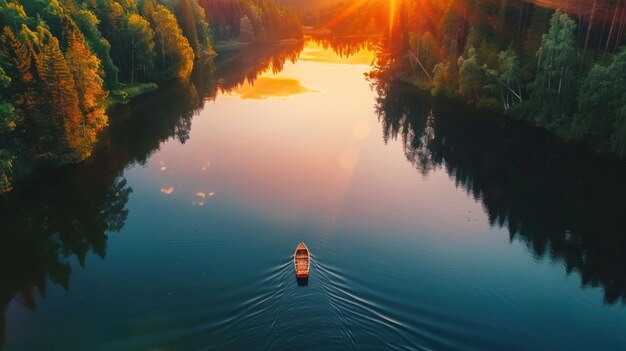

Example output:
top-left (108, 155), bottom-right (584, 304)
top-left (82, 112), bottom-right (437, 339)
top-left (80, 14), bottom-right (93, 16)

top-left (576, 48), bottom-right (626, 153)
top-left (431, 60), bottom-right (455, 97)
top-left (528, 11), bottom-right (578, 127)
top-left (93, 0), bottom-right (127, 79)
top-left (457, 47), bottom-right (486, 103)
top-left (143, 4), bottom-right (193, 80)
top-left (492, 48), bottom-right (522, 110)
top-left (72, 7), bottom-right (119, 86)
top-left (125, 13), bottom-right (154, 84)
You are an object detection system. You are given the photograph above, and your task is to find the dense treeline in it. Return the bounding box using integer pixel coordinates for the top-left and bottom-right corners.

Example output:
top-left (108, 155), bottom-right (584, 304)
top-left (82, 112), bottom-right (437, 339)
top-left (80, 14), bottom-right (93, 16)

top-left (362, 0), bottom-right (626, 156)
top-left (199, 0), bottom-right (302, 42)
top-left (0, 0), bottom-right (215, 193)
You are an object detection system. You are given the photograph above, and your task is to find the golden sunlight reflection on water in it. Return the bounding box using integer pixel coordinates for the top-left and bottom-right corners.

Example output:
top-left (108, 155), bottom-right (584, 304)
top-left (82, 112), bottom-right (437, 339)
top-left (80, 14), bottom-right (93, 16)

top-left (231, 77), bottom-right (317, 100)
top-left (146, 40), bottom-right (486, 237)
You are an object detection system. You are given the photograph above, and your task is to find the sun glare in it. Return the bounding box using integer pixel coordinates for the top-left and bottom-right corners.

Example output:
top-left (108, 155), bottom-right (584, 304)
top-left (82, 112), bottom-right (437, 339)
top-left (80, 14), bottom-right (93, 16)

top-left (323, 0), bottom-right (370, 30)
top-left (389, 0), bottom-right (398, 38)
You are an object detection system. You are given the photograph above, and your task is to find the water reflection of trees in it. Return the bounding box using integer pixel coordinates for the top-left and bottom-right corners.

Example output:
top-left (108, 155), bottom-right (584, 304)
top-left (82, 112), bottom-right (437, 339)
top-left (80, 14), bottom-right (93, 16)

top-left (1, 38), bottom-right (372, 345)
top-left (215, 41), bottom-right (304, 92)
top-left (0, 60), bottom-right (218, 348)
top-left (310, 35), bottom-right (380, 57)
top-left (373, 79), bottom-right (626, 304)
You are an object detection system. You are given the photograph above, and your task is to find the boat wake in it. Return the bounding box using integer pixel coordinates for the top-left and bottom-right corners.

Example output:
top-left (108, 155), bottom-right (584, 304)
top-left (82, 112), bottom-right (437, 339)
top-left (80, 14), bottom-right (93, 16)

top-left (205, 251), bottom-right (458, 350)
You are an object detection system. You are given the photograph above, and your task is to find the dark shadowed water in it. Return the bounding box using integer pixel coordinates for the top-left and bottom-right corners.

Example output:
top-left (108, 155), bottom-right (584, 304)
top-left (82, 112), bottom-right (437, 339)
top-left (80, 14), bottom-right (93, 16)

top-left (1, 40), bottom-right (626, 351)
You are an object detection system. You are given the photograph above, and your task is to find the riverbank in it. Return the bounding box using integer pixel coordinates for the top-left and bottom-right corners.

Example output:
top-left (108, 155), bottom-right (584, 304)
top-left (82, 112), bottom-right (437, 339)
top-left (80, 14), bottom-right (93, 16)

top-left (106, 83), bottom-right (159, 109)
top-left (214, 38), bottom-right (303, 53)
top-left (4, 38), bottom-right (626, 350)
top-left (391, 73), bottom-right (619, 157)
top-left (0, 82), bottom-right (160, 195)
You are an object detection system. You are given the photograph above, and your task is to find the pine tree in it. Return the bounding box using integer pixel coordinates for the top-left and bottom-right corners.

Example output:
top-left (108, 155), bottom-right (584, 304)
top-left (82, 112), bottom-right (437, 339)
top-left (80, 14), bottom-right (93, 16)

top-left (0, 0), bottom-right (29, 31)
top-left (189, 0), bottom-right (214, 57)
top-left (0, 65), bottom-right (15, 193)
top-left (72, 7), bottom-right (119, 86)
top-left (176, 0), bottom-right (200, 53)
top-left (32, 24), bottom-right (83, 162)
top-left (63, 16), bottom-right (108, 158)
top-left (0, 26), bottom-right (37, 142)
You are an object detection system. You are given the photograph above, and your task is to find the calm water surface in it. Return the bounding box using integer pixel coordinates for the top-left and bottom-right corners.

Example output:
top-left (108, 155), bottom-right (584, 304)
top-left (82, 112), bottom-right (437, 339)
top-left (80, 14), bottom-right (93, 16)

top-left (2, 40), bottom-right (626, 350)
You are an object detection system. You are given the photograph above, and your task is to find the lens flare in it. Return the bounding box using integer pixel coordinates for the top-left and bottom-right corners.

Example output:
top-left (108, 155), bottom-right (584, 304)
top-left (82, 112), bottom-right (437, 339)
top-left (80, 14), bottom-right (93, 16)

top-left (389, 0), bottom-right (398, 38)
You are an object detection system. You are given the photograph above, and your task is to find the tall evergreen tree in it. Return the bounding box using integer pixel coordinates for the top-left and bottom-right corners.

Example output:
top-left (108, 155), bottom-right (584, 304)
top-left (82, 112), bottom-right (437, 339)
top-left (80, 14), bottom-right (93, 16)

top-left (175, 0), bottom-right (200, 53)
top-left (63, 17), bottom-right (108, 158)
top-left (31, 24), bottom-right (83, 162)
top-left (72, 7), bottom-right (119, 86)
top-left (0, 65), bottom-right (14, 193)
top-left (0, 26), bottom-right (36, 144)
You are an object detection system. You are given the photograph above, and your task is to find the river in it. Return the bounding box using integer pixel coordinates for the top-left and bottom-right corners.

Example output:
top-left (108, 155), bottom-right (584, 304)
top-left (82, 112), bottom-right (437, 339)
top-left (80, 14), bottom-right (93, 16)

top-left (1, 39), bottom-right (625, 350)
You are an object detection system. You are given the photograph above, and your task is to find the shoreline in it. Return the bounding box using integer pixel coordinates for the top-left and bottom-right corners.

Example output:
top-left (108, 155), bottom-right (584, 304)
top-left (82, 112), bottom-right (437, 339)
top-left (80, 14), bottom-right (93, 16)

top-left (105, 83), bottom-right (160, 110)
top-left (388, 74), bottom-right (621, 158)
top-left (214, 38), bottom-right (304, 53)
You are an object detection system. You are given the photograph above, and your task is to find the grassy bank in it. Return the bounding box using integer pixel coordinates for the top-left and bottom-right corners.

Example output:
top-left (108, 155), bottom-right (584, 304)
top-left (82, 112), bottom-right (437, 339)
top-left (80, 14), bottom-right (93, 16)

top-left (106, 83), bottom-right (159, 109)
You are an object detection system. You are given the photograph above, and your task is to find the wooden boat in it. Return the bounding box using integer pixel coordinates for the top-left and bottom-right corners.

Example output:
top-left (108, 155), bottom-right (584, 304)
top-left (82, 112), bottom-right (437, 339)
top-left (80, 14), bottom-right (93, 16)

top-left (294, 242), bottom-right (310, 279)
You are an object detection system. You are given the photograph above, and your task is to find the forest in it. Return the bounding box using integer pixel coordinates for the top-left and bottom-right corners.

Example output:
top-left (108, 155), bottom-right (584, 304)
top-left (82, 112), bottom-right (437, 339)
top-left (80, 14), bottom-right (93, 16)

top-left (364, 0), bottom-right (626, 156)
top-left (200, 0), bottom-right (302, 43)
top-left (0, 0), bottom-right (303, 194)
top-left (0, 0), bottom-right (216, 193)
top-left (2, 0), bottom-right (626, 194)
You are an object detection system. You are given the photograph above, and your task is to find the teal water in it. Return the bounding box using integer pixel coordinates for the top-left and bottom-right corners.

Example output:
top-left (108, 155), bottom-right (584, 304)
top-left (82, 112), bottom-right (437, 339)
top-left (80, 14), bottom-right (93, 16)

top-left (1, 40), bottom-right (626, 350)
